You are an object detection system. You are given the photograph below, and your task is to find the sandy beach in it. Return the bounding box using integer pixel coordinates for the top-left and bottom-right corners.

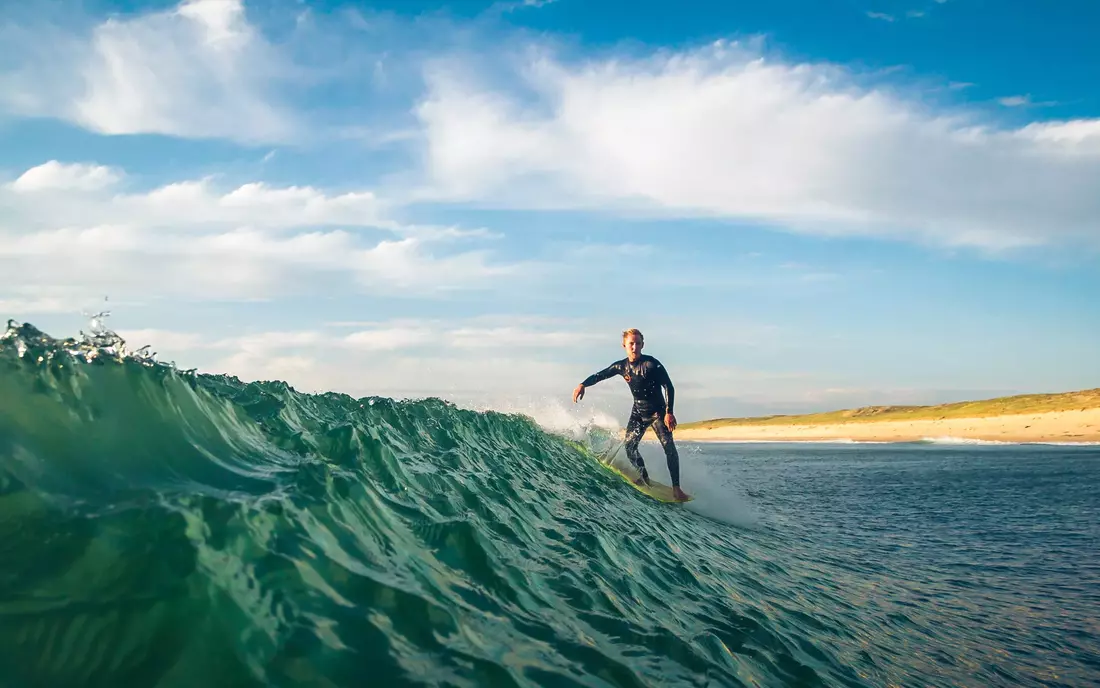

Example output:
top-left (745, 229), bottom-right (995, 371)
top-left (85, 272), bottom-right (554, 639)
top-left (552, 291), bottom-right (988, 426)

top-left (670, 407), bottom-right (1100, 444)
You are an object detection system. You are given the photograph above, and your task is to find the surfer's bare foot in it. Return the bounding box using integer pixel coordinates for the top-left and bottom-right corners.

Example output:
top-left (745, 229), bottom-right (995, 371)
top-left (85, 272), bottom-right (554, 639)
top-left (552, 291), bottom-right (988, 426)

top-left (634, 475), bottom-right (650, 486)
top-left (673, 487), bottom-right (689, 501)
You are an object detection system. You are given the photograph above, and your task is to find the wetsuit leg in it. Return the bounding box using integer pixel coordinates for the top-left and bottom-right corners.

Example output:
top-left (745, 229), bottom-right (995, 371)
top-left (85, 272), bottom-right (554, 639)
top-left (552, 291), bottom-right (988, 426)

top-left (652, 414), bottom-right (681, 487)
top-left (623, 410), bottom-right (655, 480)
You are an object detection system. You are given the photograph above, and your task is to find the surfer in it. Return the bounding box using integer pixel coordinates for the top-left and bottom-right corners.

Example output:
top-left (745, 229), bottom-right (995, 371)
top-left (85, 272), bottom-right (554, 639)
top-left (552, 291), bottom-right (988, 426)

top-left (572, 328), bottom-right (688, 501)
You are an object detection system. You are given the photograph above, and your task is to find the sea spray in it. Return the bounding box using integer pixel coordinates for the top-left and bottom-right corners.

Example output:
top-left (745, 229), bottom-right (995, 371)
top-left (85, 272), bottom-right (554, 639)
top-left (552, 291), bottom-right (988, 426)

top-left (465, 395), bottom-right (624, 445)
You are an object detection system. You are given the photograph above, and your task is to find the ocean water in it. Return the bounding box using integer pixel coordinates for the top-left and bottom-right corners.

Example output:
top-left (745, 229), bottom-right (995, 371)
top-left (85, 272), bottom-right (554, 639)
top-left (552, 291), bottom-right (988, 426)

top-left (1, 320), bottom-right (1098, 687)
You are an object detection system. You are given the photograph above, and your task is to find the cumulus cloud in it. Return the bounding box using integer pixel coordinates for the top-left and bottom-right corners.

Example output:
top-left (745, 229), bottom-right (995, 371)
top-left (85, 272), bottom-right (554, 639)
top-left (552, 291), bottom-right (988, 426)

top-left (0, 160), bottom-right (536, 307)
top-left (0, 225), bottom-right (521, 301)
top-left (4, 160), bottom-right (390, 231)
top-left (413, 40), bottom-right (1100, 250)
top-left (10, 161), bottom-right (122, 192)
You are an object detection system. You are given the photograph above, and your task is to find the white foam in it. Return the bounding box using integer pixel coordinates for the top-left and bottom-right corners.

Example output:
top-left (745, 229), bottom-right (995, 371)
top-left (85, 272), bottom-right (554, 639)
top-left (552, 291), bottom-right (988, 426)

top-left (920, 436), bottom-right (1100, 446)
top-left (607, 440), bottom-right (759, 529)
top-left (467, 395), bottom-right (622, 443)
top-left (920, 436), bottom-right (1017, 445)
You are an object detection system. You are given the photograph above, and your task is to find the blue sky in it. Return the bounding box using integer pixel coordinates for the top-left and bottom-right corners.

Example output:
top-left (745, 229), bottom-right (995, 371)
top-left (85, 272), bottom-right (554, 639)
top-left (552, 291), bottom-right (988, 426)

top-left (1, 0), bottom-right (1098, 424)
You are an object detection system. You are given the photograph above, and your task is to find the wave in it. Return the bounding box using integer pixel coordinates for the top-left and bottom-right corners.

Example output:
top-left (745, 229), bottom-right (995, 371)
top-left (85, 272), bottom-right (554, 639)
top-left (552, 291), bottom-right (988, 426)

top-left (0, 318), bottom-right (796, 687)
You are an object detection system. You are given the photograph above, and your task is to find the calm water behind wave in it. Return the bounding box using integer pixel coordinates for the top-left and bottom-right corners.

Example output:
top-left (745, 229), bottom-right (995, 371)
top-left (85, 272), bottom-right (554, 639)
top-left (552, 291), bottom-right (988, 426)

top-left (675, 441), bottom-right (1100, 687)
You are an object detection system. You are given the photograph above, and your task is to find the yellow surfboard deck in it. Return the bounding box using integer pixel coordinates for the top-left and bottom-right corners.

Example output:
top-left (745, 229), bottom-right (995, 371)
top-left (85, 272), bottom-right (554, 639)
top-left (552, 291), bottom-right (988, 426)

top-left (569, 439), bottom-right (693, 504)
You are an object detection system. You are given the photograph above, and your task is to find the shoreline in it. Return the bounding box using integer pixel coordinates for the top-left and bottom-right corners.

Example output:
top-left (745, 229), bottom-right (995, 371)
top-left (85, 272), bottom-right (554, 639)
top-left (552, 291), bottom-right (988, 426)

top-left (664, 408), bottom-right (1100, 445)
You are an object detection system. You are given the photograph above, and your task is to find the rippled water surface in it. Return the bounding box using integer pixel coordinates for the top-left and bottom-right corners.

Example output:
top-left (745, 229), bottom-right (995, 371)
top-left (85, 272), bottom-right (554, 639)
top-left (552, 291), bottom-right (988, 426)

top-left (685, 441), bottom-right (1100, 687)
top-left (1, 321), bottom-right (1097, 687)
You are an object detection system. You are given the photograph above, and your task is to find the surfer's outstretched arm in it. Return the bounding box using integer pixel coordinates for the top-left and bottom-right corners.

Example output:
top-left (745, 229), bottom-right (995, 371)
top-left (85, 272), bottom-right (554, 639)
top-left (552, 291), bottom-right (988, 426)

top-left (581, 362), bottom-right (623, 388)
top-left (572, 361), bottom-right (622, 403)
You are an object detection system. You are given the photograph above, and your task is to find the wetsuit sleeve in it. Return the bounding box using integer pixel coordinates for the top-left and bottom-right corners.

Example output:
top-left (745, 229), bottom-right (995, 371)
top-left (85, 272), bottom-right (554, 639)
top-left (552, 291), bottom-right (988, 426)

top-left (580, 361), bottom-right (622, 387)
top-left (656, 362), bottom-right (675, 414)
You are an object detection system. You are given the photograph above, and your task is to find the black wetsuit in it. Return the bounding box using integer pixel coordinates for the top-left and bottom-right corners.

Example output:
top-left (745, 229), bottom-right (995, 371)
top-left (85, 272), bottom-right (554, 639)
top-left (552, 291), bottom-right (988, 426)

top-left (580, 354), bottom-right (681, 486)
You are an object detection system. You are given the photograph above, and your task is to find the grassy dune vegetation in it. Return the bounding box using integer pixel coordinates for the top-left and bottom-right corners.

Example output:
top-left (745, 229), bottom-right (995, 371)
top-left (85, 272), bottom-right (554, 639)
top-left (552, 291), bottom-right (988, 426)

top-left (680, 388), bottom-right (1100, 430)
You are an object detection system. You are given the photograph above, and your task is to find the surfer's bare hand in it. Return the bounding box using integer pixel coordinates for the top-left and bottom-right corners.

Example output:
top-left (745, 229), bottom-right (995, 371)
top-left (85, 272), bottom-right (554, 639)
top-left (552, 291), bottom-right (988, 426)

top-left (665, 412), bottom-right (677, 432)
top-left (573, 384), bottom-right (585, 403)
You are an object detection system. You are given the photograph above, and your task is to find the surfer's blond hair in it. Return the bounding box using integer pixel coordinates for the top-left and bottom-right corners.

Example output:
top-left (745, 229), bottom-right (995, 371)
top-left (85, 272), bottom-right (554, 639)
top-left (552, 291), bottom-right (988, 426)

top-left (621, 328), bottom-right (644, 344)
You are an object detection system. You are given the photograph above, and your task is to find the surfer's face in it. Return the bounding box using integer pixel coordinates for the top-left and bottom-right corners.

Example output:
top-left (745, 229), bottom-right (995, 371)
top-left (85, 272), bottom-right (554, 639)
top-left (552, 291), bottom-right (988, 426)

top-left (623, 334), bottom-right (643, 361)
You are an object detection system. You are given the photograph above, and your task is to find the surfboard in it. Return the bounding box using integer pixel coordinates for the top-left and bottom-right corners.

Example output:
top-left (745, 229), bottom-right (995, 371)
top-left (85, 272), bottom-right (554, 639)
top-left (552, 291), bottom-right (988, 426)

top-left (569, 439), bottom-right (693, 504)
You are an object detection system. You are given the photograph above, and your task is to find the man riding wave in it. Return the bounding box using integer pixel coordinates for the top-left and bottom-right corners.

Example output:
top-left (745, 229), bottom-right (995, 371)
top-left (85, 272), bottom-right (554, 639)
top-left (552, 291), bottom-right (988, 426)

top-left (573, 328), bottom-right (689, 502)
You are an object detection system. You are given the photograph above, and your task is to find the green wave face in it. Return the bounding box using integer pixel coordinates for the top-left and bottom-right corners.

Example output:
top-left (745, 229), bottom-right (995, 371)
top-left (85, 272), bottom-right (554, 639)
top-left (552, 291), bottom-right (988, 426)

top-left (0, 321), bottom-right (830, 688)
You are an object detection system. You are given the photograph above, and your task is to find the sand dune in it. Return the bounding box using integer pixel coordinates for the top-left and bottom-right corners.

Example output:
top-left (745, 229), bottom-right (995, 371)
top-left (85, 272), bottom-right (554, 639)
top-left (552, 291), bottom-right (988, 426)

top-left (670, 408), bottom-right (1100, 444)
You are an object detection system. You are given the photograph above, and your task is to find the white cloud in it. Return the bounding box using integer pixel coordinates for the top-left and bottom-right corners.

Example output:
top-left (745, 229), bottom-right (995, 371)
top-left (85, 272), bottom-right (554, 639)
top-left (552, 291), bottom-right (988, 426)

top-left (1019, 119), bottom-right (1100, 152)
top-left (7, 4), bottom-right (1094, 257)
top-left (2, 0), bottom-right (297, 143)
top-left (5, 3), bottom-right (1095, 257)
top-left (0, 287), bottom-right (145, 319)
top-left (413, 40), bottom-right (1100, 250)
top-left (352, 237), bottom-right (516, 290)
top-left (997, 94), bottom-right (1058, 108)
top-left (0, 225), bottom-right (520, 300)
top-left (10, 161), bottom-right (122, 192)
top-left (866, 12), bottom-right (896, 22)
top-left (0, 296), bottom-right (78, 315)
top-left (120, 319), bottom-right (603, 358)
top-left (447, 326), bottom-right (602, 349)
top-left (3, 161), bottom-right (507, 241)
top-left (3, 161), bottom-right (388, 231)
top-left (344, 326), bottom-right (436, 351)
top-left (0, 160), bottom-right (536, 306)
top-left (77, 0), bottom-right (297, 142)
top-left (495, 0), bottom-right (559, 11)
